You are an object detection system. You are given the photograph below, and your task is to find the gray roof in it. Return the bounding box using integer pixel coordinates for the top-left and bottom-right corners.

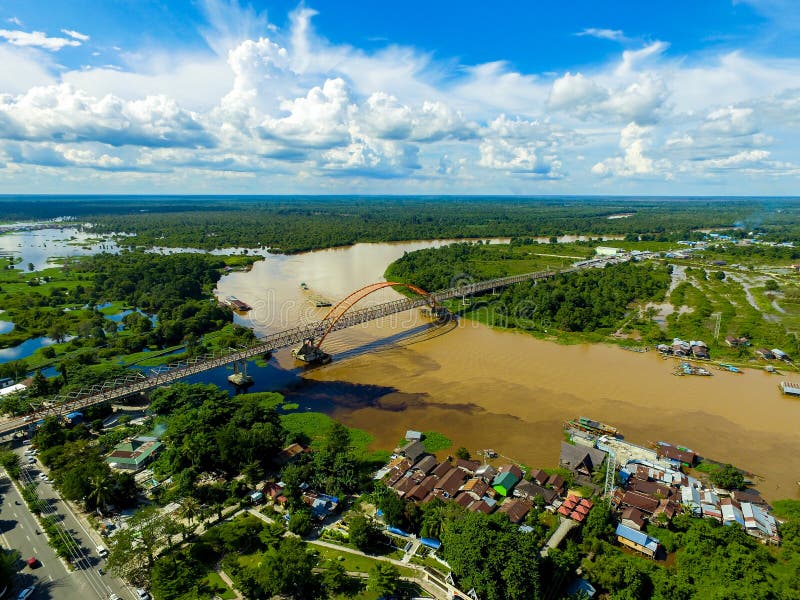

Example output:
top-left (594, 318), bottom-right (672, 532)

top-left (513, 480), bottom-right (558, 504)
top-left (400, 440), bottom-right (426, 464)
top-left (414, 455), bottom-right (438, 475)
top-left (559, 441), bottom-right (607, 472)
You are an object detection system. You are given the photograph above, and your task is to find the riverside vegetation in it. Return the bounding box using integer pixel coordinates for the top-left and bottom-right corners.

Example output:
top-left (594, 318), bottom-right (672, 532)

top-left (385, 239), bottom-right (800, 362)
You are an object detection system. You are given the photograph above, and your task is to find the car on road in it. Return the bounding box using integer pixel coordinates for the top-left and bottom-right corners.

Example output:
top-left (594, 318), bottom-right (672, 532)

top-left (37, 473), bottom-right (48, 481)
top-left (108, 594), bottom-right (121, 600)
top-left (23, 449), bottom-right (36, 455)
top-left (96, 545), bottom-right (109, 557)
top-left (17, 586), bottom-right (35, 600)
top-left (135, 589), bottom-right (151, 600)
top-left (26, 557), bottom-right (38, 569)
top-left (26, 457), bottom-right (35, 464)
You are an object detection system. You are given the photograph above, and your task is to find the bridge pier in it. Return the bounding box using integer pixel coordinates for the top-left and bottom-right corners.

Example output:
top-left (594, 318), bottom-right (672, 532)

top-left (227, 359), bottom-right (254, 388)
top-left (291, 339), bottom-right (332, 364)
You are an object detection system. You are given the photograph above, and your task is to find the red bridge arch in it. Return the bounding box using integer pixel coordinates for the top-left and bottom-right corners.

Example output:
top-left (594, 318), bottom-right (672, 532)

top-left (316, 281), bottom-right (433, 347)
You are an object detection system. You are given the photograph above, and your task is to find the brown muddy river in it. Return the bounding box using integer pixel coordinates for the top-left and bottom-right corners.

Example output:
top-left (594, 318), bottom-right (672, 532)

top-left (217, 240), bottom-right (800, 502)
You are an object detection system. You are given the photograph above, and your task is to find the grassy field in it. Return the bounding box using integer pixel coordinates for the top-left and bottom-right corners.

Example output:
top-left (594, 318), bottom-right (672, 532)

top-left (280, 411), bottom-right (391, 464)
top-left (314, 545), bottom-right (416, 578)
top-left (203, 571), bottom-right (236, 599)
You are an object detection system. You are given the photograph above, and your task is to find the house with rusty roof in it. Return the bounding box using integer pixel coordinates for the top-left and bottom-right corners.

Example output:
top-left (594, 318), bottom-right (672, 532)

top-left (460, 477), bottom-right (490, 500)
top-left (656, 442), bottom-right (696, 468)
top-left (437, 467), bottom-right (468, 498)
top-left (456, 459), bottom-right (481, 474)
top-left (620, 491), bottom-right (660, 514)
top-left (498, 498), bottom-right (531, 524)
top-left (547, 473), bottom-right (567, 495)
top-left (621, 507), bottom-right (646, 531)
top-left (530, 469), bottom-right (549, 486)
top-left (497, 464), bottom-right (524, 480)
top-left (275, 443), bottom-right (310, 465)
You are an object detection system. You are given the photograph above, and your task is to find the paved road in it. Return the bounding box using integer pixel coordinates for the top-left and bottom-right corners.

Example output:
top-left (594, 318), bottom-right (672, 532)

top-left (3, 450), bottom-right (136, 600)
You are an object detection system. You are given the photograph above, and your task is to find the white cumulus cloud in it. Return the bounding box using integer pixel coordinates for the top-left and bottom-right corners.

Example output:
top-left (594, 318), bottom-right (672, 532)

top-left (0, 84), bottom-right (214, 148)
top-left (61, 29), bottom-right (90, 42)
top-left (592, 122), bottom-right (663, 177)
top-left (0, 29), bottom-right (81, 51)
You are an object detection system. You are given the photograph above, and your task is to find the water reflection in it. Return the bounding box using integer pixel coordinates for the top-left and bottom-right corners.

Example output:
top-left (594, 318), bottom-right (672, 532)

top-left (0, 336), bottom-right (59, 363)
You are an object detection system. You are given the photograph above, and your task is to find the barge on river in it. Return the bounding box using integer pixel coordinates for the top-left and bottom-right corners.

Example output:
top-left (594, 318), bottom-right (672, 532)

top-left (223, 295), bottom-right (252, 312)
top-left (565, 416), bottom-right (620, 438)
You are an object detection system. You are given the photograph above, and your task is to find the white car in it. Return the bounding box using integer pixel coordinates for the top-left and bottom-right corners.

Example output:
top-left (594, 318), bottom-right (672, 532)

top-left (135, 589), bottom-right (151, 600)
top-left (109, 594), bottom-right (121, 600)
top-left (38, 473), bottom-right (48, 482)
top-left (96, 545), bottom-right (109, 557)
top-left (27, 457), bottom-right (35, 464)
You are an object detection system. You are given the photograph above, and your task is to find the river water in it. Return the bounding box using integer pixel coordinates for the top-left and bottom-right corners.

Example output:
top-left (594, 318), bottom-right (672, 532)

top-left (2, 227), bottom-right (798, 500)
top-left (215, 241), bottom-right (800, 502)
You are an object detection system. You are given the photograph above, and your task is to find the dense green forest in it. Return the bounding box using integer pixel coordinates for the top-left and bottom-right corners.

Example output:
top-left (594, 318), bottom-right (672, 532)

top-left (0, 251), bottom-right (256, 413)
top-left (3, 196), bottom-right (799, 253)
top-left (387, 242), bottom-right (671, 334)
top-left (385, 240), bottom-right (588, 291)
top-left (494, 262), bottom-right (671, 332)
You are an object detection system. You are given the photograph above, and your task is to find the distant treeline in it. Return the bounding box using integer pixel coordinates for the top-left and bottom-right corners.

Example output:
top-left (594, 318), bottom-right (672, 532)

top-left (2, 196), bottom-right (799, 253)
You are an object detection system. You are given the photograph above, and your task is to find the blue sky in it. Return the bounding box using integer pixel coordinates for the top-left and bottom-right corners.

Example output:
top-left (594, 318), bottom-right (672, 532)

top-left (0, 0), bottom-right (799, 194)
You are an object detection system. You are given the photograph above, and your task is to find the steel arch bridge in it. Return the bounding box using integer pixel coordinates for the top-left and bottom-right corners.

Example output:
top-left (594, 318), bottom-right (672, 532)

top-left (0, 257), bottom-right (627, 438)
top-left (315, 281), bottom-right (433, 348)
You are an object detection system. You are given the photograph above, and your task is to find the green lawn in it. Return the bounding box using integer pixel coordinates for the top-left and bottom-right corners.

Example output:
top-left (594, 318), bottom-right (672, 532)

top-left (203, 571), bottom-right (236, 599)
top-left (280, 412), bottom-right (389, 462)
top-left (314, 545), bottom-right (416, 578)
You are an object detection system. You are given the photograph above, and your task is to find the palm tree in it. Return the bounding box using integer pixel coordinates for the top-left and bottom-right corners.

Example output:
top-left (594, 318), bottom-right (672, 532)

top-left (87, 474), bottom-right (113, 514)
top-left (180, 496), bottom-right (201, 525)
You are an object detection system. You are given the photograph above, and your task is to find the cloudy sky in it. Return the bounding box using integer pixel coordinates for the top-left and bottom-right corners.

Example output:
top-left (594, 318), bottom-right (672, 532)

top-left (0, 0), bottom-right (798, 195)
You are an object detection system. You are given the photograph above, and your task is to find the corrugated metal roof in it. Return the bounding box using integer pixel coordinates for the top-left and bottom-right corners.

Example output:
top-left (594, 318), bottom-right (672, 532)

top-left (616, 523), bottom-right (659, 552)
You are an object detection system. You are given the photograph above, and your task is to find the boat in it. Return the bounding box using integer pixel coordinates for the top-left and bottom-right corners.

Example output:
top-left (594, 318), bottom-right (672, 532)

top-left (718, 363), bottom-right (743, 373)
top-left (566, 416), bottom-right (620, 437)
top-left (300, 282), bottom-right (309, 290)
top-left (620, 346), bottom-right (648, 353)
top-left (677, 362), bottom-right (712, 376)
top-left (765, 365), bottom-right (776, 373)
top-left (223, 295), bottom-right (252, 312)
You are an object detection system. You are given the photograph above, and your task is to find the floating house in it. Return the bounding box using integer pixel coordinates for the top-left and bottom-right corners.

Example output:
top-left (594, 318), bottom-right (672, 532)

top-left (781, 381), bottom-right (800, 397)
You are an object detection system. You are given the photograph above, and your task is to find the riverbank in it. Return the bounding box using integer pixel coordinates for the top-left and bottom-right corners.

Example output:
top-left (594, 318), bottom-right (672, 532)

top-left (288, 317), bottom-right (800, 502)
